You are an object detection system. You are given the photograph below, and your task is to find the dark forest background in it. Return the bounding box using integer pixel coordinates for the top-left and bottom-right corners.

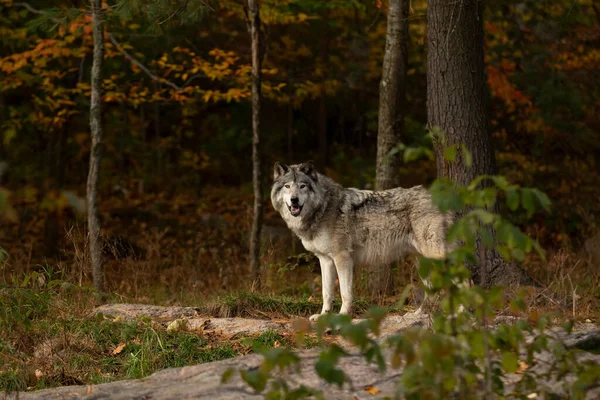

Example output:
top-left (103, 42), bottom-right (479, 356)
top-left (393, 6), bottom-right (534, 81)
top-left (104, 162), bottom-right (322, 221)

top-left (1, 0), bottom-right (599, 305)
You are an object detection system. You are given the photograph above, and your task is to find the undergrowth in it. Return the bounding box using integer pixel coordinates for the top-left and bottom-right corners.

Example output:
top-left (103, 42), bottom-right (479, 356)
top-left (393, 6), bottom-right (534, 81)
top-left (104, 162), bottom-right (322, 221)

top-left (0, 277), bottom-right (318, 393)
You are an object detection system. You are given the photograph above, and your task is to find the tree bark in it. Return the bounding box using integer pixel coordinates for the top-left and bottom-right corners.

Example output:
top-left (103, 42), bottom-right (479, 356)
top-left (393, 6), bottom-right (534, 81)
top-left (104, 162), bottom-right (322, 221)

top-left (371, 0), bottom-right (410, 299)
top-left (317, 17), bottom-right (329, 170)
top-left (247, 0), bottom-right (263, 288)
top-left (427, 0), bottom-right (495, 185)
top-left (427, 0), bottom-right (533, 287)
top-left (376, 0), bottom-right (409, 191)
top-left (88, 0), bottom-right (105, 292)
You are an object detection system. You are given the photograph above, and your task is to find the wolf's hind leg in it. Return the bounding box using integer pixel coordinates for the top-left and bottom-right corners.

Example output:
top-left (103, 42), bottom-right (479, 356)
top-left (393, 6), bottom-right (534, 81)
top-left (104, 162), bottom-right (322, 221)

top-left (309, 256), bottom-right (336, 322)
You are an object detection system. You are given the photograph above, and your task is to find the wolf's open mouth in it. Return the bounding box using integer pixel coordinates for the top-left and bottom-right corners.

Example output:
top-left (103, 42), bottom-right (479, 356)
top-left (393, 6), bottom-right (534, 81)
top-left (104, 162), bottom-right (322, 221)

top-left (288, 204), bottom-right (303, 217)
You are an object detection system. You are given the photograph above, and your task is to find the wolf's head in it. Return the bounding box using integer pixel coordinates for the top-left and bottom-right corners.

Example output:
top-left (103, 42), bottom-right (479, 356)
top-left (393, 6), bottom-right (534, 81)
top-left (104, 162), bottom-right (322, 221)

top-left (271, 161), bottom-right (321, 219)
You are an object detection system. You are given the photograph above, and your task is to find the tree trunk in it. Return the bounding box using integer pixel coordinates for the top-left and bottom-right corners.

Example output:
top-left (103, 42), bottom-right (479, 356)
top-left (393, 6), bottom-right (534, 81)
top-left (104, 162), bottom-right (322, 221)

top-left (88, 0), bottom-right (105, 292)
top-left (427, 0), bottom-right (533, 287)
top-left (376, 0), bottom-right (409, 191)
top-left (0, 93), bottom-right (5, 186)
top-left (247, 0), bottom-right (263, 288)
top-left (317, 18), bottom-right (328, 170)
top-left (370, 0), bottom-right (410, 299)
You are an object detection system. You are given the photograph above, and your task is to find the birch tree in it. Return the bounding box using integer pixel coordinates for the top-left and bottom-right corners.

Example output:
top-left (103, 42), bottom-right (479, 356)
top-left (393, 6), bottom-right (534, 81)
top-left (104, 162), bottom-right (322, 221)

top-left (88, 0), bottom-right (105, 292)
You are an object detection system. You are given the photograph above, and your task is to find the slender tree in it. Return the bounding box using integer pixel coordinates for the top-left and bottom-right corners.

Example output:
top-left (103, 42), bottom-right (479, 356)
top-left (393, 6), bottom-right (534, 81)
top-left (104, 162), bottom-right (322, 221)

top-left (88, 0), bottom-right (105, 292)
top-left (246, 0), bottom-right (263, 288)
top-left (371, 0), bottom-right (410, 298)
top-left (376, 0), bottom-right (409, 191)
top-left (427, 0), bottom-right (532, 287)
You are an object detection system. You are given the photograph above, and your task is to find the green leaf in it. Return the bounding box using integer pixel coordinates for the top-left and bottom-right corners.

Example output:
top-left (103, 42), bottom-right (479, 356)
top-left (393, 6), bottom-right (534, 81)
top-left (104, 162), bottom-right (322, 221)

top-left (221, 368), bottom-right (235, 383)
top-left (511, 248), bottom-right (525, 261)
top-left (240, 369), bottom-right (267, 392)
top-left (501, 352), bottom-right (519, 373)
top-left (315, 358), bottom-right (345, 387)
top-left (531, 188), bottom-right (551, 212)
top-left (470, 331), bottom-right (485, 358)
top-left (521, 188), bottom-right (535, 217)
top-left (480, 227), bottom-right (494, 247)
top-left (491, 176), bottom-right (509, 190)
top-left (418, 258), bottom-right (433, 279)
top-left (469, 209), bottom-right (496, 224)
top-left (467, 175), bottom-right (488, 191)
top-left (460, 144), bottom-right (472, 168)
top-left (497, 246), bottom-right (512, 261)
top-left (505, 187), bottom-right (519, 211)
top-left (3, 127), bottom-right (16, 146)
top-left (444, 146), bottom-right (457, 162)
top-left (403, 147), bottom-right (425, 163)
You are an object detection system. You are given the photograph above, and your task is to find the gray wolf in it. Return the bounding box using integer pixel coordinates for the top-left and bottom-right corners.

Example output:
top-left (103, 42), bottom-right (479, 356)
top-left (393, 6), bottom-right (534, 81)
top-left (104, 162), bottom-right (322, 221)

top-left (270, 161), bottom-right (453, 321)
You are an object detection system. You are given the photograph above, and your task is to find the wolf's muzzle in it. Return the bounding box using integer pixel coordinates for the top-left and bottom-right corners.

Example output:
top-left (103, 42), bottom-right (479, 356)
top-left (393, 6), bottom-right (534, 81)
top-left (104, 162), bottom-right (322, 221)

top-left (288, 202), bottom-right (303, 217)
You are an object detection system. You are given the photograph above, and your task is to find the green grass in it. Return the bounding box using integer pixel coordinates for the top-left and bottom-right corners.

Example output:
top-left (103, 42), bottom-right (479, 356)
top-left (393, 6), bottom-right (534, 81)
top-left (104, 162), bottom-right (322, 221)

top-left (203, 291), bottom-right (372, 318)
top-left (0, 281), bottom-right (248, 392)
top-left (0, 279), bottom-right (333, 393)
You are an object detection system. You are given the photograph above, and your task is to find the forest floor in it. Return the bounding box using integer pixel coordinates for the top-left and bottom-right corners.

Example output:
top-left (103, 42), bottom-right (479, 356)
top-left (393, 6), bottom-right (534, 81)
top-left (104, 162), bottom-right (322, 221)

top-left (1, 187), bottom-right (599, 394)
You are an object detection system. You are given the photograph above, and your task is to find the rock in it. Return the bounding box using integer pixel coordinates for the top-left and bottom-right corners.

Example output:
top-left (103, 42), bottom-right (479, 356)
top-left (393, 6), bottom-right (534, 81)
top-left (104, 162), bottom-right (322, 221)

top-left (31, 305), bottom-right (590, 399)
top-left (92, 303), bottom-right (202, 321)
top-left (12, 326), bottom-right (600, 399)
top-left (9, 348), bottom-right (404, 400)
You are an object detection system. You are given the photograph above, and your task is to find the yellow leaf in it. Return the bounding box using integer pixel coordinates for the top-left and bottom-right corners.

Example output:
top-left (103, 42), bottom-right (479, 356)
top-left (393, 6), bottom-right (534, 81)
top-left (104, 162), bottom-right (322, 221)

top-left (516, 360), bottom-right (529, 374)
top-left (364, 386), bottom-right (381, 395)
top-left (112, 343), bottom-right (126, 355)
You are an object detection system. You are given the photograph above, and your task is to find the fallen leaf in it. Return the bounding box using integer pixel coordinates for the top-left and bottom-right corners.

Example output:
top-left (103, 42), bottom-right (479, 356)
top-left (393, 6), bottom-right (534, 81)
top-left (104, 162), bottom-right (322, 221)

top-left (273, 340), bottom-right (281, 348)
top-left (112, 343), bottom-right (126, 355)
top-left (516, 360), bottom-right (529, 374)
top-left (166, 319), bottom-right (188, 332)
top-left (364, 385), bottom-right (381, 395)
top-left (35, 369), bottom-right (44, 379)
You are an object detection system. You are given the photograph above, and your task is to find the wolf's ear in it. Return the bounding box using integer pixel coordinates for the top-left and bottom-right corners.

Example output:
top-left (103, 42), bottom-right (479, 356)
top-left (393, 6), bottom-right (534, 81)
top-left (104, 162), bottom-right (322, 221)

top-left (273, 162), bottom-right (289, 180)
top-left (299, 161), bottom-right (318, 181)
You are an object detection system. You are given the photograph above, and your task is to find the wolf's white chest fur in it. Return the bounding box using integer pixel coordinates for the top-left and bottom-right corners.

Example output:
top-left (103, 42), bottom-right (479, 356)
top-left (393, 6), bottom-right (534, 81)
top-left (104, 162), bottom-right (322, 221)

top-left (299, 229), bottom-right (334, 258)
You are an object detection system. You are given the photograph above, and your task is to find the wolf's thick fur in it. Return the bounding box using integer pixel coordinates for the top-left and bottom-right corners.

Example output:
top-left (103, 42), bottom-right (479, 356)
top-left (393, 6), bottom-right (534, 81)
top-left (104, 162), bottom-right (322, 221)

top-left (271, 162), bottom-right (453, 321)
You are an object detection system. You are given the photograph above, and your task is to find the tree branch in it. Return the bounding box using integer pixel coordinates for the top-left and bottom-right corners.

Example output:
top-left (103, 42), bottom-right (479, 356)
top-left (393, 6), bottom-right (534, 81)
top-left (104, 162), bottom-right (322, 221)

top-left (157, 0), bottom-right (189, 25)
top-left (106, 32), bottom-right (182, 91)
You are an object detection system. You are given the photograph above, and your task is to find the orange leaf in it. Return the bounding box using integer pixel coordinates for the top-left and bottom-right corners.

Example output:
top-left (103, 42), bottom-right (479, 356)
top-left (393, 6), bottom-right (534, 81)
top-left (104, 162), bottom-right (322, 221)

top-left (112, 343), bottom-right (126, 355)
top-left (364, 386), bottom-right (381, 395)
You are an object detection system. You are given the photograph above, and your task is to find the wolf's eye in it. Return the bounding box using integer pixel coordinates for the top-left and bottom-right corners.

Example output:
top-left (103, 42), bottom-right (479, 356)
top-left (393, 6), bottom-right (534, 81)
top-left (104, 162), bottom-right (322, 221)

top-left (284, 184), bottom-right (290, 189)
top-left (299, 184), bottom-right (306, 189)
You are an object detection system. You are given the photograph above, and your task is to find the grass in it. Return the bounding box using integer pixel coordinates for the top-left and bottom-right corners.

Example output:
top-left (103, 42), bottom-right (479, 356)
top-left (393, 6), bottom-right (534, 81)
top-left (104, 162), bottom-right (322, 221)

top-left (200, 291), bottom-right (373, 318)
top-left (0, 282), bottom-right (252, 392)
top-left (0, 275), bottom-right (328, 393)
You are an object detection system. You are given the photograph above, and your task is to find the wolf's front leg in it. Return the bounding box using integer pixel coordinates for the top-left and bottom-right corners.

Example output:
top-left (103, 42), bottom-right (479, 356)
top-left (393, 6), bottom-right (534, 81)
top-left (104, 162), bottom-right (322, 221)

top-left (309, 256), bottom-right (336, 322)
top-left (333, 252), bottom-right (354, 315)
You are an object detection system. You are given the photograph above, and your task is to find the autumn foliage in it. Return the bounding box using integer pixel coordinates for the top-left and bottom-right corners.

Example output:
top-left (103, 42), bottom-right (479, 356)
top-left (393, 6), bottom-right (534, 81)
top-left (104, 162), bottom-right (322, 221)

top-left (0, 0), bottom-right (598, 301)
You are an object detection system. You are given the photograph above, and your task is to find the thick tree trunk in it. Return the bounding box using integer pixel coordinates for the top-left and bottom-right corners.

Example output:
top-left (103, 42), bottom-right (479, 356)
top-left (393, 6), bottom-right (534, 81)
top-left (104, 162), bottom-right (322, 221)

top-left (247, 0), bottom-right (263, 288)
top-left (88, 0), bottom-right (105, 292)
top-left (427, 0), bottom-right (533, 287)
top-left (376, 0), bottom-right (409, 191)
top-left (371, 0), bottom-right (410, 299)
top-left (427, 0), bottom-right (495, 185)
